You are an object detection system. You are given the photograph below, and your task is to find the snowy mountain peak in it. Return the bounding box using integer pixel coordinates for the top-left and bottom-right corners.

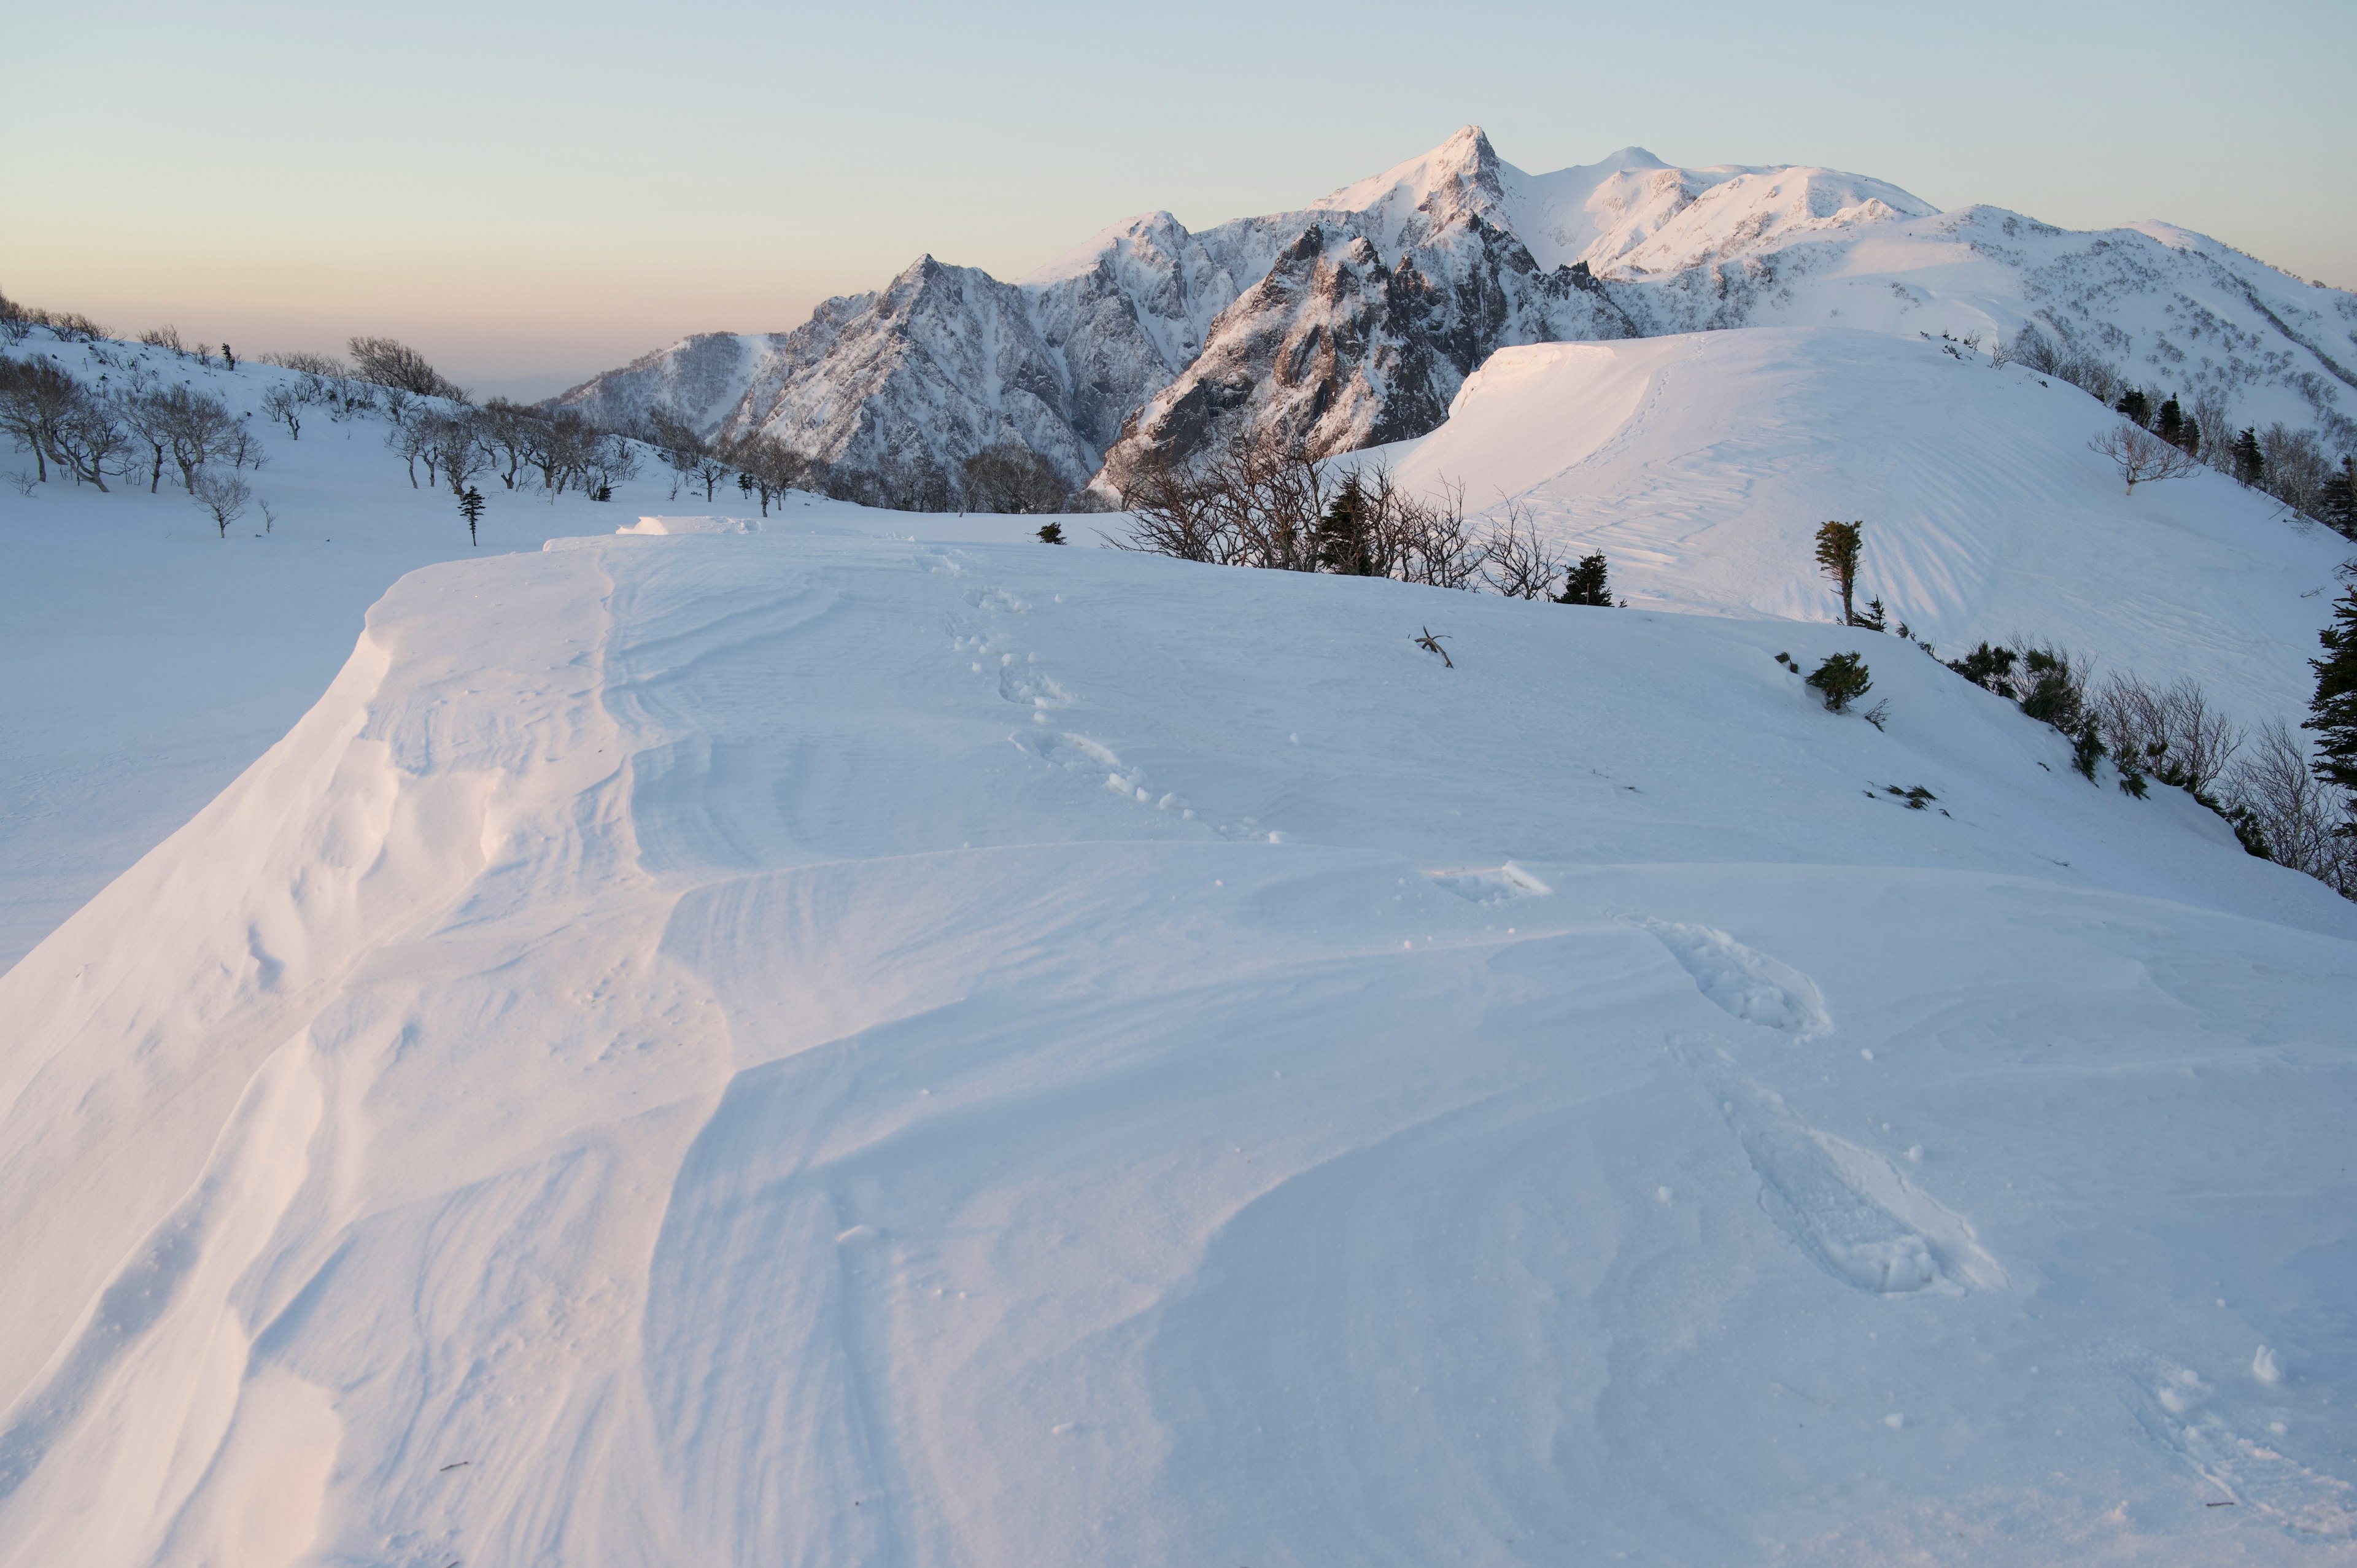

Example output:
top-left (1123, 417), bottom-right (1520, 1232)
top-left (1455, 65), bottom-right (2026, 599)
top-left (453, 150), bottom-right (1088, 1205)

top-left (1310, 124), bottom-right (1511, 255)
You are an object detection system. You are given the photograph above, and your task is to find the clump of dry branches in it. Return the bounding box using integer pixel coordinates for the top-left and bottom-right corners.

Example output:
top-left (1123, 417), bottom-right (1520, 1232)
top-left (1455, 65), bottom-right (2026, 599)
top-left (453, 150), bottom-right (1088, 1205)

top-left (1107, 427), bottom-right (1562, 594)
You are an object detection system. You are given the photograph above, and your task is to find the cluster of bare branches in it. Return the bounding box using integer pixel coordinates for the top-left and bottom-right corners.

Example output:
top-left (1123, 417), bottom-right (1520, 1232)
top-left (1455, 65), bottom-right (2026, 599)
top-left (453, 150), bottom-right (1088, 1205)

top-left (2089, 422), bottom-right (2200, 494)
top-left (2089, 671), bottom-right (2243, 794)
top-left (390, 400), bottom-right (641, 501)
top-left (3, 355), bottom-right (265, 501)
top-left (1109, 428), bottom-right (1555, 593)
top-left (2221, 720), bottom-right (2356, 894)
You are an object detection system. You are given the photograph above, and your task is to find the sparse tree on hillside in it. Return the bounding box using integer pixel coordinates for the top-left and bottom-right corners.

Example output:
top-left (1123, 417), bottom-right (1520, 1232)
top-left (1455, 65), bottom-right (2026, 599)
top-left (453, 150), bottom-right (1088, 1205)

top-left (347, 336), bottom-right (466, 401)
top-left (724, 432), bottom-right (804, 516)
top-left (959, 442), bottom-right (1067, 514)
top-left (261, 384), bottom-right (303, 439)
top-left (432, 412), bottom-right (490, 496)
top-left (1814, 520), bottom-right (1864, 625)
top-left (0, 357), bottom-right (80, 482)
top-left (1806, 652), bottom-right (1872, 713)
top-left (1557, 549), bottom-right (1614, 606)
top-left (1312, 475), bottom-right (1377, 575)
top-left (458, 485), bottom-right (486, 546)
top-left (221, 344), bottom-right (236, 371)
top-left (2113, 387), bottom-right (2152, 428)
top-left (2321, 458), bottom-right (2357, 542)
top-left (2306, 584), bottom-right (2357, 819)
top-left (643, 407), bottom-right (705, 500)
top-left (1477, 500), bottom-right (1563, 600)
top-left (2154, 395), bottom-right (2199, 455)
top-left (137, 325), bottom-right (187, 355)
top-left (2089, 421), bottom-right (2197, 494)
top-left (147, 385), bottom-right (240, 492)
top-left (691, 449), bottom-right (732, 503)
top-left (189, 469), bottom-right (250, 536)
top-left (2232, 427), bottom-right (2266, 487)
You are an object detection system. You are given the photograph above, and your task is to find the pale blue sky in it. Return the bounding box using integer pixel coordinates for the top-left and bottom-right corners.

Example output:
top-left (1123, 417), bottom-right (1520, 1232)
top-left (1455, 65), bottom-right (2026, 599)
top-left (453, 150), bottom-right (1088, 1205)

top-left (9, 0), bottom-right (2351, 390)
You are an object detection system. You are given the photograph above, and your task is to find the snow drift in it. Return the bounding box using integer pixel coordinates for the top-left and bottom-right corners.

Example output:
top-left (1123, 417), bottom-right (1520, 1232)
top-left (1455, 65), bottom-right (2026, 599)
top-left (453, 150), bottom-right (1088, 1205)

top-left (1378, 325), bottom-right (2353, 723)
top-left (1, 523), bottom-right (2352, 1564)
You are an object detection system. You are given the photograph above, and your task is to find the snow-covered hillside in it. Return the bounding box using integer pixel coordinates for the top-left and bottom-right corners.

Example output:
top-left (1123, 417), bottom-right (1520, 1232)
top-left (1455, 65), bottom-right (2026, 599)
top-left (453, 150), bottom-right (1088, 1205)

top-left (562, 127), bottom-right (2357, 496)
top-left (0, 334), bottom-right (1047, 970)
top-left (1, 512), bottom-right (2353, 1565)
top-left (1373, 325), bottom-right (2351, 725)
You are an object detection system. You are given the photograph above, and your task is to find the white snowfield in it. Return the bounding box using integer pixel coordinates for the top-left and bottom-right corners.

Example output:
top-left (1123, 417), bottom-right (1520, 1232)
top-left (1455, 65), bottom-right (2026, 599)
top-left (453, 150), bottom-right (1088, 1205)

top-left (1381, 326), bottom-right (2351, 724)
top-left (2, 519), bottom-right (2353, 1565)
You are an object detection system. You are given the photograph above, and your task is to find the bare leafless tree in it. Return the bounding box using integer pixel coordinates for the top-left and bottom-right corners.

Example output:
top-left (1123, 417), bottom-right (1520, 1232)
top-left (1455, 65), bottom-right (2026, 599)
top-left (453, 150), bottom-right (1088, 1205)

top-left (724, 432), bottom-right (807, 515)
top-left (2090, 671), bottom-right (2243, 793)
top-left (261, 384), bottom-right (303, 439)
top-left (1477, 498), bottom-right (1563, 600)
top-left (347, 336), bottom-right (466, 401)
top-left (0, 356), bottom-right (80, 481)
top-left (188, 468), bottom-right (251, 536)
top-left (2224, 720), bottom-right (2356, 892)
top-left (959, 442), bottom-right (1067, 513)
top-left (137, 324), bottom-right (187, 355)
top-left (430, 412), bottom-right (489, 496)
top-left (2089, 421), bottom-right (2199, 494)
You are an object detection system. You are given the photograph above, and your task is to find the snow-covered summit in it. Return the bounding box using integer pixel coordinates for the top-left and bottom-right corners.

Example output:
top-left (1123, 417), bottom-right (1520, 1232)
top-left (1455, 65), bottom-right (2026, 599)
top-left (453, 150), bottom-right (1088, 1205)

top-left (560, 128), bottom-right (2357, 498)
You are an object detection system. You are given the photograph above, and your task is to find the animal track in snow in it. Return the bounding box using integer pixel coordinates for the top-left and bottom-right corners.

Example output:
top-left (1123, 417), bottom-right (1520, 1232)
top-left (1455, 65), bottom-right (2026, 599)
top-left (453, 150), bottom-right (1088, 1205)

top-left (1680, 1046), bottom-right (2003, 1296)
top-left (1426, 864), bottom-right (1552, 904)
top-left (1631, 916), bottom-right (1830, 1035)
top-left (2131, 1356), bottom-right (2356, 1537)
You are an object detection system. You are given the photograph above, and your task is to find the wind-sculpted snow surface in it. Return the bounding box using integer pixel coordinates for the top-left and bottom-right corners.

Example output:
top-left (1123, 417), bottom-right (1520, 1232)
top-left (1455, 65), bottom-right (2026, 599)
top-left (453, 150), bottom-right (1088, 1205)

top-left (1, 530), bottom-right (2353, 1565)
top-left (1383, 326), bottom-right (2353, 727)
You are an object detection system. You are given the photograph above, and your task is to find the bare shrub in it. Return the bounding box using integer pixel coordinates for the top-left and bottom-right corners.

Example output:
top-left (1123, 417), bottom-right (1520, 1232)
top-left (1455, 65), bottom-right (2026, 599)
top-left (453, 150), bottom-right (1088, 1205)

top-left (725, 432), bottom-right (807, 515)
top-left (1477, 498), bottom-right (1563, 600)
top-left (261, 384), bottom-right (304, 439)
top-left (2258, 423), bottom-right (2333, 518)
top-left (2224, 721), bottom-right (2356, 893)
top-left (346, 336), bottom-right (466, 401)
top-left (2089, 422), bottom-right (2199, 494)
top-left (960, 442), bottom-right (1068, 513)
top-left (2090, 672), bottom-right (2243, 792)
top-left (137, 324), bottom-right (187, 354)
top-left (188, 468), bottom-right (251, 536)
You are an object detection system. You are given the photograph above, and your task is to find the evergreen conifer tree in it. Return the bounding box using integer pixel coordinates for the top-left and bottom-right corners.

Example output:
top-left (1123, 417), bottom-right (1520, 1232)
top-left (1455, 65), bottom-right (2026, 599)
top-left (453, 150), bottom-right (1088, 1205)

top-left (2155, 396), bottom-right (2185, 448)
top-left (2320, 458), bottom-right (2357, 542)
top-left (1814, 520), bottom-right (1864, 625)
top-left (2115, 388), bottom-right (2152, 428)
top-left (2232, 427), bottom-right (2266, 487)
top-left (1313, 477), bottom-right (1376, 575)
top-left (2304, 584), bottom-right (2357, 827)
top-left (1805, 651), bottom-right (1872, 712)
top-left (458, 484), bottom-right (485, 546)
top-left (1037, 521), bottom-right (1066, 544)
top-left (1557, 550), bottom-right (1612, 606)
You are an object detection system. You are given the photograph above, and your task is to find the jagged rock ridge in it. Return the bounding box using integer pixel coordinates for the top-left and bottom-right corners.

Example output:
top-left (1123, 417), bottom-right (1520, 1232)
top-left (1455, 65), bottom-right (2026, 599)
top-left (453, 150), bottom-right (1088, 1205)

top-left (559, 128), bottom-right (2357, 501)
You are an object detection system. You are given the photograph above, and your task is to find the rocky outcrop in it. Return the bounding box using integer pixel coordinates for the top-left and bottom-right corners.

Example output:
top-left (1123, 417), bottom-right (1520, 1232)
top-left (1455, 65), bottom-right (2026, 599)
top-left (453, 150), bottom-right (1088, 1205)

top-left (560, 126), bottom-right (2357, 504)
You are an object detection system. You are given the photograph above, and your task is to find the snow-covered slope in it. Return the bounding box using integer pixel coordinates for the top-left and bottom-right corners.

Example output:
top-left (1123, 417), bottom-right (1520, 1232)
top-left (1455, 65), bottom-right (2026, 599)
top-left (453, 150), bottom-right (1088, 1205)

top-left (563, 127), bottom-right (2357, 496)
top-left (2, 519), bottom-right (2353, 1564)
top-left (0, 333), bottom-right (1052, 971)
top-left (1376, 325), bottom-right (2351, 725)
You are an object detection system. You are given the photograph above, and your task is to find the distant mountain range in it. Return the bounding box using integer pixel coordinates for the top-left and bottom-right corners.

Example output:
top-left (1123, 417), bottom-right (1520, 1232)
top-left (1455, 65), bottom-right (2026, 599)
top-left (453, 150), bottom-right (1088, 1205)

top-left (559, 127), bottom-right (2357, 501)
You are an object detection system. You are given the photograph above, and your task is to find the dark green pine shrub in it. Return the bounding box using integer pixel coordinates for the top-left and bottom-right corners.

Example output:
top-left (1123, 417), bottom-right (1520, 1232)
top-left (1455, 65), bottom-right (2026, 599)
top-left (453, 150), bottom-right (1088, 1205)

top-left (1557, 550), bottom-right (1613, 606)
top-left (1806, 652), bottom-right (1873, 712)
top-left (2307, 584), bottom-right (2357, 813)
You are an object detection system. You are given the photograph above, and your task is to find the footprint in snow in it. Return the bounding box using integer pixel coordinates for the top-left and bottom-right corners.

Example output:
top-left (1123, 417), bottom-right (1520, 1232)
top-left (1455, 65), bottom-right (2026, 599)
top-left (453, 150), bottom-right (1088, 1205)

top-left (1678, 1043), bottom-right (2004, 1296)
top-left (1630, 915), bottom-right (1829, 1035)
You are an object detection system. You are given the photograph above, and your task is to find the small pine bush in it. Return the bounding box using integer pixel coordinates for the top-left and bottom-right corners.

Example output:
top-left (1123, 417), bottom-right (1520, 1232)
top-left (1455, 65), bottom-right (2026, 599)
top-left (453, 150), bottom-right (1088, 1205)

top-left (1806, 652), bottom-right (1873, 713)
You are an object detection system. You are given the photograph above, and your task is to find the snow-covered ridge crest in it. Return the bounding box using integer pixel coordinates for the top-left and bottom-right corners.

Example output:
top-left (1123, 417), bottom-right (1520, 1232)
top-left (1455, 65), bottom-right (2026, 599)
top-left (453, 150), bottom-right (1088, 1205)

top-left (560, 126), bottom-right (2357, 496)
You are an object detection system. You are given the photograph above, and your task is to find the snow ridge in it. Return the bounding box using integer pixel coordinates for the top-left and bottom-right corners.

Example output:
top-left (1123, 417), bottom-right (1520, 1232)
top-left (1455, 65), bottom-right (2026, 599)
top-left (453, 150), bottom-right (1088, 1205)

top-left (561, 127), bottom-right (2357, 496)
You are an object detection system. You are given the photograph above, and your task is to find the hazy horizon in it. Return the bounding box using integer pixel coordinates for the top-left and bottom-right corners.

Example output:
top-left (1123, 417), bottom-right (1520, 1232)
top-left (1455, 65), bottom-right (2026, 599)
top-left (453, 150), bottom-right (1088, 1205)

top-left (10, 0), bottom-right (2353, 386)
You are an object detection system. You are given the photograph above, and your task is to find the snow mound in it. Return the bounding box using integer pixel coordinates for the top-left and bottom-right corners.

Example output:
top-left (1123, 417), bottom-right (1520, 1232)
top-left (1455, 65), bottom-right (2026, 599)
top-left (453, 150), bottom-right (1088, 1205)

top-left (1386, 325), bottom-right (2350, 724)
top-left (621, 514), bottom-right (762, 535)
top-left (1, 531), bottom-right (2351, 1564)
